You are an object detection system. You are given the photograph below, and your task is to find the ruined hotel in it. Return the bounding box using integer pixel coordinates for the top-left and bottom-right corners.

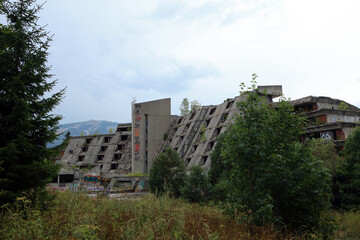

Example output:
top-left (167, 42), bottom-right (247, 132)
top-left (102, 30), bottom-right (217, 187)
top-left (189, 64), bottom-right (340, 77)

top-left (56, 85), bottom-right (360, 186)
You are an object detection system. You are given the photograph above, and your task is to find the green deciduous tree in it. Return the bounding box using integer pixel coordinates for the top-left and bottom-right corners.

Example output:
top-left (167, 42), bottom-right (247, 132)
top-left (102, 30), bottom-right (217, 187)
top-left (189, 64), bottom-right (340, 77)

top-left (179, 98), bottom-right (190, 116)
top-left (190, 100), bottom-right (201, 112)
top-left (149, 148), bottom-right (186, 197)
top-left (0, 0), bottom-right (64, 205)
top-left (181, 166), bottom-right (211, 203)
top-left (338, 127), bottom-right (360, 210)
top-left (211, 76), bottom-right (331, 230)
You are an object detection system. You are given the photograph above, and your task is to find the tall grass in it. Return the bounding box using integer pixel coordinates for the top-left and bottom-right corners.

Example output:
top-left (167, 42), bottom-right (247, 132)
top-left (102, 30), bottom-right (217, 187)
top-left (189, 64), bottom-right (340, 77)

top-left (2, 191), bottom-right (355, 239)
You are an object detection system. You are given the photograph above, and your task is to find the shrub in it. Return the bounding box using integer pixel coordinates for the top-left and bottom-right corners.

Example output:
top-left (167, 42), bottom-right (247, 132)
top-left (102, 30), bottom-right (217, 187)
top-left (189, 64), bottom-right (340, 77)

top-left (148, 148), bottom-right (186, 197)
top-left (181, 166), bottom-right (211, 203)
top-left (338, 127), bottom-right (360, 210)
top-left (210, 77), bottom-right (331, 230)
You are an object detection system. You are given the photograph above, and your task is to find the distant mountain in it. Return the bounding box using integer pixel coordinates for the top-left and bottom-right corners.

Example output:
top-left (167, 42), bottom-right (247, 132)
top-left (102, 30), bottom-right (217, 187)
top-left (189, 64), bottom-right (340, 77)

top-left (49, 120), bottom-right (119, 147)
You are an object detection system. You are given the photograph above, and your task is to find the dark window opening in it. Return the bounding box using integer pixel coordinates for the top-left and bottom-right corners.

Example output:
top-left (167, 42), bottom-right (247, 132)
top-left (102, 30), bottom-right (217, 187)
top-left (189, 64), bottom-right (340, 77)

top-left (121, 135), bottom-right (128, 141)
top-left (118, 127), bottom-right (129, 132)
top-left (220, 113), bottom-right (228, 124)
top-left (117, 144), bottom-right (125, 151)
top-left (201, 156), bottom-right (208, 165)
top-left (59, 174), bottom-right (74, 183)
top-left (110, 163), bottom-right (118, 170)
top-left (177, 118), bottom-right (183, 124)
top-left (100, 165), bottom-right (103, 170)
top-left (191, 145), bottom-right (198, 154)
top-left (114, 154), bottom-right (122, 160)
top-left (100, 146), bottom-right (108, 152)
top-left (104, 137), bottom-right (112, 143)
top-left (186, 158), bottom-right (191, 166)
top-left (183, 123), bottom-right (191, 132)
top-left (206, 141), bottom-right (215, 152)
top-left (209, 107), bottom-right (216, 115)
top-left (78, 156), bottom-right (85, 161)
top-left (97, 155), bottom-right (104, 161)
top-left (212, 127), bottom-right (222, 138)
top-left (177, 135), bottom-right (184, 145)
top-left (226, 101), bottom-right (234, 109)
top-left (190, 112), bottom-right (196, 120)
top-left (86, 138), bottom-right (92, 144)
top-left (81, 147), bottom-right (88, 152)
top-left (69, 150), bottom-right (74, 154)
top-left (204, 119), bottom-right (211, 127)
top-left (174, 147), bottom-right (178, 152)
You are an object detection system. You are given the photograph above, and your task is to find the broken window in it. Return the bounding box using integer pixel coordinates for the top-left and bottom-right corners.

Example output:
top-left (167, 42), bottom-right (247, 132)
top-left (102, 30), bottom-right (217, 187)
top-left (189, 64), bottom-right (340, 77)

top-left (110, 163), bottom-right (118, 170)
top-left (100, 146), bottom-right (108, 152)
top-left (201, 156), bottom-right (208, 165)
top-left (220, 113), bottom-right (228, 124)
top-left (118, 127), bottom-right (129, 132)
top-left (209, 107), bottom-right (216, 115)
top-left (190, 145), bottom-right (198, 154)
top-left (104, 136), bottom-right (112, 143)
top-left (121, 135), bottom-right (128, 141)
top-left (97, 155), bottom-right (104, 161)
top-left (226, 101), bottom-right (234, 109)
top-left (204, 119), bottom-right (211, 127)
top-left (212, 127), bottom-right (222, 138)
top-left (114, 154), bottom-right (122, 160)
top-left (177, 135), bottom-right (184, 145)
top-left (81, 147), bottom-right (88, 152)
top-left (205, 141), bottom-right (215, 152)
top-left (86, 138), bottom-right (92, 144)
top-left (117, 144), bottom-right (125, 151)
top-left (78, 156), bottom-right (85, 161)
top-left (183, 123), bottom-right (191, 132)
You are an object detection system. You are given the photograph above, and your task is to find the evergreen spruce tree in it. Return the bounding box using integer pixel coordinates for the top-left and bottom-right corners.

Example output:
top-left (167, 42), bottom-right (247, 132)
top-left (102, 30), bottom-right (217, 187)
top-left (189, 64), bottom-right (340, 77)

top-left (0, 0), bottom-right (64, 205)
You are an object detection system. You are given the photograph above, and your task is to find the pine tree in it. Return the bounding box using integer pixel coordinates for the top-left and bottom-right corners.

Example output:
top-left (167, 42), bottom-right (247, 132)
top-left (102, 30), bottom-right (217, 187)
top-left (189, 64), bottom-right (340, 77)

top-left (0, 0), bottom-right (64, 205)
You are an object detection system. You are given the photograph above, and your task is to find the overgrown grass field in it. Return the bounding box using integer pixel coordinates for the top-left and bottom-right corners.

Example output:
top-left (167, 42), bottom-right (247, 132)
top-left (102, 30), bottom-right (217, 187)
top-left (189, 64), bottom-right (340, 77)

top-left (0, 191), bottom-right (358, 239)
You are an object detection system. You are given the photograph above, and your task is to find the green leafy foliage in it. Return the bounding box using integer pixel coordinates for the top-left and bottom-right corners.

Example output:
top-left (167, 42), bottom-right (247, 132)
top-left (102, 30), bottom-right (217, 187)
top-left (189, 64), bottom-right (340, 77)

top-left (308, 138), bottom-right (343, 208)
top-left (179, 97), bottom-right (190, 116)
top-left (338, 127), bottom-right (360, 210)
top-left (149, 148), bottom-right (186, 197)
top-left (181, 166), bottom-right (211, 203)
top-left (0, 0), bottom-right (64, 205)
top-left (210, 75), bottom-right (331, 230)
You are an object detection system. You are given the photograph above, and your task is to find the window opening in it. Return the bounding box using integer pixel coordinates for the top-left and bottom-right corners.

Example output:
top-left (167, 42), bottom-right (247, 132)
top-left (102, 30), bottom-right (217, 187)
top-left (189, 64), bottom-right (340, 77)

top-left (110, 163), bottom-right (118, 170)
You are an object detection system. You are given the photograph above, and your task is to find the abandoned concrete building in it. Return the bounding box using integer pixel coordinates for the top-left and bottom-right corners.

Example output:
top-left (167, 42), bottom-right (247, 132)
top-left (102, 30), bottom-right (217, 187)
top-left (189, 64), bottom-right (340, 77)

top-left (57, 86), bottom-right (360, 186)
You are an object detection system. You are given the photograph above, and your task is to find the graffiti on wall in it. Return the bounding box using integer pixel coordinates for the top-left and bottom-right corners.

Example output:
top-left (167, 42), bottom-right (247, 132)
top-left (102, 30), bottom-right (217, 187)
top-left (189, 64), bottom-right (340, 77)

top-left (320, 131), bottom-right (332, 140)
top-left (82, 175), bottom-right (100, 184)
top-left (134, 104), bottom-right (141, 161)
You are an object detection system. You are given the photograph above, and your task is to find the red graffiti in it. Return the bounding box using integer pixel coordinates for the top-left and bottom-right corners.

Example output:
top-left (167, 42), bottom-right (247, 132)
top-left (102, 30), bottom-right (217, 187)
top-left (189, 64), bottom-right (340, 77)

top-left (135, 143), bottom-right (140, 151)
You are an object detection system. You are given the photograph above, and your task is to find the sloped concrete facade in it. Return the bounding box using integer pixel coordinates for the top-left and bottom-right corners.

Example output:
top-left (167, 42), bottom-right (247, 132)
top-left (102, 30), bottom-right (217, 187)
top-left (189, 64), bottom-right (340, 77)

top-left (58, 87), bottom-right (360, 181)
top-left (59, 123), bottom-right (132, 181)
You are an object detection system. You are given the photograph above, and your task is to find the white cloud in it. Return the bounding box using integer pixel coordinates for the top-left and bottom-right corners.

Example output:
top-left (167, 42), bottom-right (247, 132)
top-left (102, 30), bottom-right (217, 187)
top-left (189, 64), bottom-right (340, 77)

top-left (19, 0), bottom-right (360, 123)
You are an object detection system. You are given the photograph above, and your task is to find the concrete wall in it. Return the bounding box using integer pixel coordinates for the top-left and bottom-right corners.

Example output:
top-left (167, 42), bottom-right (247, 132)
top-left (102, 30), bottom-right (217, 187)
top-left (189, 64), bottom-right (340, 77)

top-left (155, 94), bottom-right (248, 171)
top-left (60, 124), bottom-right (132, 178)
top-left (132, 98), bottom-right (172, 173)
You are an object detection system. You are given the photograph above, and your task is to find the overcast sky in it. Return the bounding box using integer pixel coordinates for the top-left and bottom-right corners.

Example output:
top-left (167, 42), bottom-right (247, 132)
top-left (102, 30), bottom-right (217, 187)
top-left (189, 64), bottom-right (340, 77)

top-left (4, 0), bottom-right (360, 124)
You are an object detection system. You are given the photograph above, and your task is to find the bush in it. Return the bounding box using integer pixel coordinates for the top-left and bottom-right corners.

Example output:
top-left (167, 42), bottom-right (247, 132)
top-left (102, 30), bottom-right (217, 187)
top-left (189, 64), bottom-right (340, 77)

top-left (210, 77), bottom-right (331, 230)
top-left (148, 148), bottom-right (186, 197)
top-left (181, 166), bottom-right (211, 203)
top-left (338, 127), bottom-right (360, 210)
